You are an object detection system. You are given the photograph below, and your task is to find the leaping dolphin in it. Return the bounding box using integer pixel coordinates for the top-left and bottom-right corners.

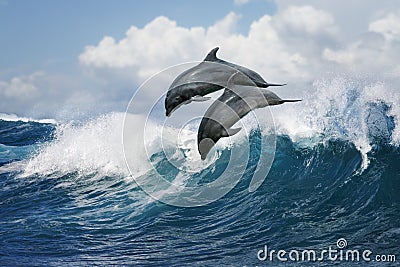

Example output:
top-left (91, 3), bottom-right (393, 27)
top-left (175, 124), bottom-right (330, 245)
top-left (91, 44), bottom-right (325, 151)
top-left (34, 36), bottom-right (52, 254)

top-left (197, 72), bottom-right (301, 160)
top-left (165, 47), bottom-right (286, 116)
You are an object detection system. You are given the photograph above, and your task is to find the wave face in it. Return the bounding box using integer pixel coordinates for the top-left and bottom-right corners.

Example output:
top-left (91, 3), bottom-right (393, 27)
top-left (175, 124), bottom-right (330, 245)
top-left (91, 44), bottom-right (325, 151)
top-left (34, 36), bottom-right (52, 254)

top-left (0, 77), bottom-right (399, 266)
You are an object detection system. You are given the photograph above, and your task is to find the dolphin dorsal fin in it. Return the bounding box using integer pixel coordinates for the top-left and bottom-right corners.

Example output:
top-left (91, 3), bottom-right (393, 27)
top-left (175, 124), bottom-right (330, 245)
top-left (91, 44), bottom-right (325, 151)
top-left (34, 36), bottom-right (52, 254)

top-left (204, 47), bottom-right (220, 61)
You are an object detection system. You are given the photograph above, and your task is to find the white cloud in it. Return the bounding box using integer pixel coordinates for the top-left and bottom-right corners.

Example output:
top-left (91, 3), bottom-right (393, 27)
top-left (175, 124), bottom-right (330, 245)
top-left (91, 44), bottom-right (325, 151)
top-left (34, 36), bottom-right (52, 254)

top-left (79, 7), bottom-right (337, 84)
top-left (79, 13), bottom-right (245, 80)
top-left (79, 16), bottom-right (207, 76)
top-left (323, 13), bottom-right (400, 75)
top-left (207, 12), bottom-right (241, 37)
top-left (275, 0), bottom-right (400, 40)
top-left (234, 0), bottom-right (250, 6)
top-left (0, 72), bottom-right (42, 99)
top-left (369, 13), bottom-right (400, 41)
top-left (275, 5), bottom-right (337, 36)
top-left (0, 72), bottom-right (104, 119)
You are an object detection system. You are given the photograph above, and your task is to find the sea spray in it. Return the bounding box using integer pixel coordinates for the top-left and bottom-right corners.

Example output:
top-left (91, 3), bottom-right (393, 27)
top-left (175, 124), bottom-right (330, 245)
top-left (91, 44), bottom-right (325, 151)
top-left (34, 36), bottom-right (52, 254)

top-left (273, 76), bottom-right (399, 170)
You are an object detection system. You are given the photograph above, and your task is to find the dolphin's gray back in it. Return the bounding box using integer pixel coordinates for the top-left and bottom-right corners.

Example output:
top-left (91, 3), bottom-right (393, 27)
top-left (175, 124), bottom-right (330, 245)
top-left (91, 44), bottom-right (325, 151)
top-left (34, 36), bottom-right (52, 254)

top-left (220, 61), bottom-right (266, 87)
top-left (169, 47), bottom-right (269, 90)
top-left (201, 86), bottom-right (283, 131)
top-left (204, 47), bottom-right (267, 87)
top-left (169, 62), bottom-right (237, 89)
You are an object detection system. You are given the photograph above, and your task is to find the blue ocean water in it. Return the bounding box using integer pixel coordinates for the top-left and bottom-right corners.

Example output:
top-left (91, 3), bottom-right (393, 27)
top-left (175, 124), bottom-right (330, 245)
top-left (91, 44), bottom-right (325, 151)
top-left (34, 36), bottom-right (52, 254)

top-left (0, 78), bottom-right (399, 266)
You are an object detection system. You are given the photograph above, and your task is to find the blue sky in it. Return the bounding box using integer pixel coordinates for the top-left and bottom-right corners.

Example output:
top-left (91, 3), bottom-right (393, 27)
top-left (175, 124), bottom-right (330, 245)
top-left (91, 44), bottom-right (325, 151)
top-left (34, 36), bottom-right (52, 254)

top-left (0, 0), bottom-right (275, 76)
top-left (0, 0), bottom-right (399, 119)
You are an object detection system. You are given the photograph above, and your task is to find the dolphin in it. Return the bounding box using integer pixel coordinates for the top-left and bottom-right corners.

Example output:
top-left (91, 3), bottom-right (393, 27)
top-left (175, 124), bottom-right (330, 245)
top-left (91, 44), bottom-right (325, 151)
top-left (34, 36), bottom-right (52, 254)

top-left (165, 47), bottom-right (286, 116)
top-left (197, 72), bottom-right (301, 160)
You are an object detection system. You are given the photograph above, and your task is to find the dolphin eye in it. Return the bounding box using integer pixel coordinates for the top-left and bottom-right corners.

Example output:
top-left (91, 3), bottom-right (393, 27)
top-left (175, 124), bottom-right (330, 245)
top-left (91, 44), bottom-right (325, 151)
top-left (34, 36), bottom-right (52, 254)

top-left (175, 96), bottom-right (181, 101)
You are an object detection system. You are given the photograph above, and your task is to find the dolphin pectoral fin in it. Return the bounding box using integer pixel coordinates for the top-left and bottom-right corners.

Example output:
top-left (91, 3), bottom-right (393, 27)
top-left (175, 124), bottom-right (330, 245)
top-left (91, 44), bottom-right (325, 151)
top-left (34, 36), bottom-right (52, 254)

top-left (222, 127), bottom-right (242, 137)
top-left (228, 128), bottom-right (241, 136)
top-left (191, 96), bottom-right (211, 102)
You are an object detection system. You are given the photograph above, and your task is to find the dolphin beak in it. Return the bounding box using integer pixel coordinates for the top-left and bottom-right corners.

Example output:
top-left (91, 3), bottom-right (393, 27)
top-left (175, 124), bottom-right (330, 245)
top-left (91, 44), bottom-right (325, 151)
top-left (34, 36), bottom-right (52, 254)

top-left (266, 83), bottom-right (287, 87)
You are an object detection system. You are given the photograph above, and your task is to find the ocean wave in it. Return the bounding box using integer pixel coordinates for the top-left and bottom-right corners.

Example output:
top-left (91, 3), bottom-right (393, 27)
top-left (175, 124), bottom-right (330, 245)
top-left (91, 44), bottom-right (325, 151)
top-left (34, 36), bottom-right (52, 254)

top-left (18, 113), bottom-right (130, 179)
top-left (274, 76), bottom-right (399, 169)
top-left (0, 113), bottom-right (57, 124)
top-left (1, 121), bottom-right (398, 266)
top-left (0, 77), bottom-right (399, 265)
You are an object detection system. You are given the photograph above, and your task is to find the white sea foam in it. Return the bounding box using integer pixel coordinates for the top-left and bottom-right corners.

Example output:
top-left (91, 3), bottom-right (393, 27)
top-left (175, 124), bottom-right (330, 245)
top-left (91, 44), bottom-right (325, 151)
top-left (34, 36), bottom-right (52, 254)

top-left (0, 113), bottom-right (57, 124)
top-left (19, 112), bottom-right (129, 178)
top-left (15, 112), bottom-right (229, 180)
top-left (273, 76), bottom-right (400, 169)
